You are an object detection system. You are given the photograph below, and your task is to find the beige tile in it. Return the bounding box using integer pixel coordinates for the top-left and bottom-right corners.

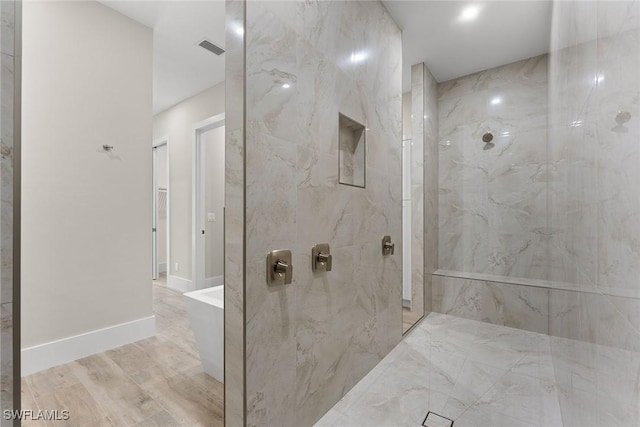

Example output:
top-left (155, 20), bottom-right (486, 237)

top-left (73, 354), bottom-right (162, 425)
top-left (134, 337), bottom-right (200, 374)
top-left (105, 344), bottom-right (167, 378)
top-left (20, 381), bottom-right (46, 427)
top-left (142, 371), bottom-right (223, 427)
top-left (35, 382), bottom-right (115, 427)
top-left (25, 364), bottom-right (81, 400)
top-left (131, 410), bottom-right (181, 427)
top-left (158, 325), bottom-right (199, 358)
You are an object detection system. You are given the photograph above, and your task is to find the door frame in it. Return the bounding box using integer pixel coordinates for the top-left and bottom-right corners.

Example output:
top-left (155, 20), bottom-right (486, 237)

top-left (152, 137), bottom-right (169, 281)
top-left (192, 113), bottom-right (225, 289)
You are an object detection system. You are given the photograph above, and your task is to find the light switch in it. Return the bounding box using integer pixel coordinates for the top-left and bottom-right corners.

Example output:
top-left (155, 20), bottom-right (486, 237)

top-left (208, 213), bottom-right (216, 222)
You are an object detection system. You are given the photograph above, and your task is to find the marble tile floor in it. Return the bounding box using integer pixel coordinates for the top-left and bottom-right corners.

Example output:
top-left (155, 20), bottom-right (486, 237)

top-left (316, 313), bottom-right (640, 427)
top-left (21, 276), bottom-right (223, 427)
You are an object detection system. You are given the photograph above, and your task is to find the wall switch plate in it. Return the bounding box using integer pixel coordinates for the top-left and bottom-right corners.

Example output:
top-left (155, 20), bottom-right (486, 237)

top-left (208, 213), bottom-right (216, 222)
top-left (175, 262), bottom-right (180, 272)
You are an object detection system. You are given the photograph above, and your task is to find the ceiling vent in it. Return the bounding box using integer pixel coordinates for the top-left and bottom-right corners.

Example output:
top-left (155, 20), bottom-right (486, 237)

top-left (198, 39), bottom-right (225, 56)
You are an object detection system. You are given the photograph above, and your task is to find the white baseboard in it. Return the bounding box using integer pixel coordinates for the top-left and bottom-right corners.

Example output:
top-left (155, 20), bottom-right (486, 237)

top-left (167, 275), bottom-right (194, 293)
top-left (21, 316), bottom-right (155, 376)
top-left (205, 275), bottom-right (224, 288)
top-left (159, 262), bottom-right (167, 273)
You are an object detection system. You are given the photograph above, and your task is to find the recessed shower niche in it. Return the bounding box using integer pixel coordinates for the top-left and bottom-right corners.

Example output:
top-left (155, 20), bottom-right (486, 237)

top-left (338, 113), bottom-right (366, 187)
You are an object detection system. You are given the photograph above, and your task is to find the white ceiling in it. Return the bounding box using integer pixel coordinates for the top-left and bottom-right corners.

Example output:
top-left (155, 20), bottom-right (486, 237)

top-left (100, 1), bottom-right (552, 109)
top-left (382, 1), bottom-right (553, 91)
top-left (99, 1), bottom-right (226, 114)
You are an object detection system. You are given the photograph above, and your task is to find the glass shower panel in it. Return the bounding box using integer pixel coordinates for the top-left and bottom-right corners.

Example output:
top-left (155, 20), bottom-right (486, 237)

top-left (402, 137), bottom-right (423, 332)
top-left (547, 1), bottom-right (640, 425)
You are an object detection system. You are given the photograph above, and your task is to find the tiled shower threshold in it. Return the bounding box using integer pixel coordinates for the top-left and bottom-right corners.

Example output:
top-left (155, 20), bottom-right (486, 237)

top-left (316, 313), bottom-right (640, 427)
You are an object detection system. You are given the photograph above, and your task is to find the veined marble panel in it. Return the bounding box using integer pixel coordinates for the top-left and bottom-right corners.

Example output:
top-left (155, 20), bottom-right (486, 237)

top-left (223, 0), bottom-right (246, 425)
top-left (243, 1), bottom-right (402, 425)
top-left (318, 314), bottom-right (640, 427)
top-left (424, 66), bottom-right (438, 315)
top-left (405, 62), bottom-right (438, 328)
top-left (0, 52), bottom-right (12, 307)
top-left (438, 55), bottom-right (549, 282)
top-left (432, 275), bottom-right (549, 334)
top-left (0, 1), bottom-right (15, 421)
top-left (0, 303), bottom-right (12, 424)
top-left (0, 1), bottom-right (14, 57)
top-left (546, 0), bottom-right (640, 358)
top-left (594, 28), bottom-right (640, 298)
top-left (549, 288), bottom-right (640, 353)
top-left (547, 1), bottom-right (640, 421)
top-left (408, 64), bottom-right (425, 320)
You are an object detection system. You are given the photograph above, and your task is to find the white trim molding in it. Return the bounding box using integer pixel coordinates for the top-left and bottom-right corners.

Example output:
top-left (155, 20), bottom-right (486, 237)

top-left (21, 316), bottom-right (156, 376)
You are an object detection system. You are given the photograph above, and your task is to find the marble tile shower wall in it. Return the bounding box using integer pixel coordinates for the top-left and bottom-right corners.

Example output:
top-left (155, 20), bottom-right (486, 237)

top-left (546, 3), bottom-right (640, 420)
top-left (410, 63), bottom-right (438, 316)
top-left (435, 1), bottom-right (640, 353)
top-left (0, 1), bottom-right (17, 422)
top-left (223, 0), bottom-right (245, 425)
top-left (438, 55), bottom-right (550, 282)
top-left (409, 64), bottom-right (425, 317)
top-left (546, 0), bottom-right (640, 352)
top-left (242, 1), bottom-right (402, 426)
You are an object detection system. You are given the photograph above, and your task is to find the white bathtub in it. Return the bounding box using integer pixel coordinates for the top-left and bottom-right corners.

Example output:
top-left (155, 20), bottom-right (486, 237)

top-left (183, 285), bottom-right (224, 382)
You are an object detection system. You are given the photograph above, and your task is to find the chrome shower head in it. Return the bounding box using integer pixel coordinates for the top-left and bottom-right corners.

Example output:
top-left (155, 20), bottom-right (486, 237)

top-left (616, 110), bottom-right (631, 125)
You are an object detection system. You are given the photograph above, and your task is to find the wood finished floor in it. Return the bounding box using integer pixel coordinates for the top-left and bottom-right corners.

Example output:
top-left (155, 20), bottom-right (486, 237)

top-left (21, 275), bottom-right (224, 427)
top-left (402, 307), bottom-right (423, 333)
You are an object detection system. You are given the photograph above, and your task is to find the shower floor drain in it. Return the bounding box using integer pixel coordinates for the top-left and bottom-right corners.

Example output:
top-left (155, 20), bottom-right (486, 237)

top-left (422, 411), bottom-right (453, 427)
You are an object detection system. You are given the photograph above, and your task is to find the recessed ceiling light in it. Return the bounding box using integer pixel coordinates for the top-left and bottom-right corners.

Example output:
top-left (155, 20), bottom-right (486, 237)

top-left (282, 83), bottom-right (291, 89)
top-left (490, 96), bottom-right (502, 105)
top-left (459, 5), bottom-right (481, 22)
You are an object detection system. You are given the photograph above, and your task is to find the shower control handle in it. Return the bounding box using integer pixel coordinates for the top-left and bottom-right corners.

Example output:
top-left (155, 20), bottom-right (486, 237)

top-left (382, 235), bottom-right (395, 255)
top-left (266, 249), bottom-right (293, 285)
top-left (274, 260), bottom-right (289, 275)
top-left (317, 253), bottom-right (332, 269)
top-left (312, 244), bottom-right (332, 272)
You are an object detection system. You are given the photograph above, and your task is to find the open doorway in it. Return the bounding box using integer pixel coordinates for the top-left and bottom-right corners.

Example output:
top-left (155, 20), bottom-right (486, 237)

top-left (192, 115), bottom-right (225, 290)
top-left (20, 1), bottom-right (226, 425)
top-left (152, 139), bottom-right (169, 282)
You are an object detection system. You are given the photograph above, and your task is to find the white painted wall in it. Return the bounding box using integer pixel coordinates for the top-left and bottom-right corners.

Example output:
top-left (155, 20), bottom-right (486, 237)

top-left (21, 1), bottom-right (153, 349)
top-left (203, 126), bottom-right (225, 280)
top-left (152, 83), bottom-right (225, 284)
